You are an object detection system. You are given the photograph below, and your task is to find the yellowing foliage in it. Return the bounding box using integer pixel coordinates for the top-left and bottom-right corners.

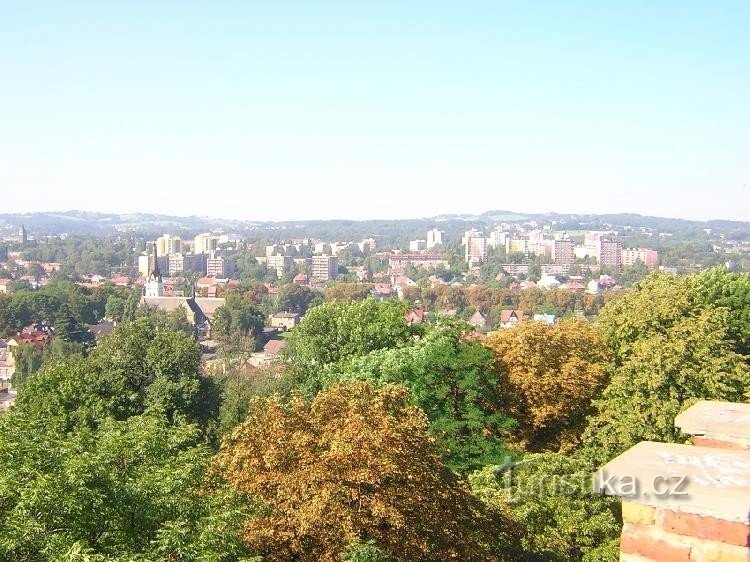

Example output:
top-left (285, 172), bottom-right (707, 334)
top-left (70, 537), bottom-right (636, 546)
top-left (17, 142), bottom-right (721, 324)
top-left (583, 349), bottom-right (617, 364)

top-left (212, 381), bottom-right (518, 561)
top-left (485, 319), bottom-right (611, 452)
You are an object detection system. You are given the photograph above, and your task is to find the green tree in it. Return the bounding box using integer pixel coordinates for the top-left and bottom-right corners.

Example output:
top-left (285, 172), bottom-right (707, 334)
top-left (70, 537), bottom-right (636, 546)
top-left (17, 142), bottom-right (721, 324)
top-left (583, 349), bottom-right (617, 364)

top-left (470, 454), bottom-right (621, 562)
top-left (0, 412), bottom-right (253, 560)
top-left (324, 322), bottom-right (514, 472)
top-left (282, 299), bottom-right (413, 395)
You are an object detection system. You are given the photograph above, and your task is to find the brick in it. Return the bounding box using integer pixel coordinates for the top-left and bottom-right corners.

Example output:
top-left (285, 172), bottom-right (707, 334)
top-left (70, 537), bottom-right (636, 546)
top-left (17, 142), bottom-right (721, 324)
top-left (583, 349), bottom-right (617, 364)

top-left (689, 539), bottom-right (750, 562)
top-left (663, 511), bottom-right (750, 547)
top-left (621, 554), bottom-right (656, 562)
top-left (622, 501), bottom-right (657, 526)
top-left (692, 436), bottom-right (750, 451)
top-left (621, 554), bottom-right (657, 562)
top-left (621, 523), bottom-right (692, 562)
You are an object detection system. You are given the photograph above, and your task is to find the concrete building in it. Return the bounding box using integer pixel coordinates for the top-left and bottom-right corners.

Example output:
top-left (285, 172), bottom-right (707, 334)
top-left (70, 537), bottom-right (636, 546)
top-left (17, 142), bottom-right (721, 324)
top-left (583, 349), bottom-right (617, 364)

top-left (168, 253), bottom-right (207, 276)
top-left (388, 253), bottom-right (449, 270)
top-left (506, 238), bottom-right (528, 254)
top-left (489, 230), bottom-right (509, 249)
top-left (622, 248), bottom-right (659, 269)
top-left (312, 255), bottom-right (338, 281)
top-left (464, 231), bottom-right (489, 264)
top-left (553, 237), bottom-right (575, 265)
top-left (426, 228), bottom-right (444, 249)
top-left (206, 255), bottom-right (235, 278)
top-left (267, 255), bottom-right (294, 279)
top-left (409, 239), bottom-right (427, 252)
top-left (600, 240), bottom-right (623, 271)
top-left (528, 240), bottom-right (553, 258)
top-left (270, 312), bottom-right (301, 331)
top-left (194, 233), bottom-right (219, 254)
top-left (156, 234), bottom-right (182, 256)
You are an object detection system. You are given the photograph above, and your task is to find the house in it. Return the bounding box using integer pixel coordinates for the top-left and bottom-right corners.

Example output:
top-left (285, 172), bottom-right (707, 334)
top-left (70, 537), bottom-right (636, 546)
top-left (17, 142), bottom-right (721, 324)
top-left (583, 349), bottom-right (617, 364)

top-left (196, 276), bottom-right (217, 290)
top-left (559, 281), bottom-right (585, 291)
top-left (404, 309), bottom-right (425, 325)
top-left (500, 309), bottom-right (525, 329)
top-left (469, 310), bottom-right (487, 329)
top-left (263, 339), bottom-right (286, 358)
top-left (110, 275), bottom-right (130, 287)
top-left (438, 308), bottom-right (457, 317)
top-left (0, 279), bottom-right (11, 294)
top-left (292, 273), bottom-right (309, 285)
top-left (140, 296), bottom-right (226, 339)
top-left (519, 280), bottom-right (537, 289)
top-left (88, 321), bottom-right (116, 340)
top-left (537, 275), bottom-right (561, 289)
top-left (270, 312), bottom-right (300, 331)
top-left (0, 341), bottom-right (15, 383)
top-left (533, 313), bottom-right (556, 325)
top-left (0, 388), bottom-right (16, 411)
top-left (373, 283), bottom-right (393, 299)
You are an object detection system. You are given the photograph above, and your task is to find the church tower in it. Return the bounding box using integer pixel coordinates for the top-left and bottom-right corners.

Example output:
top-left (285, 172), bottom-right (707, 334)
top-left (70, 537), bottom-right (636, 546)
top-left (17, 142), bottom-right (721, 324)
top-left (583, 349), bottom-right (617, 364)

top-left (144, 243), bottom-right (164, 297)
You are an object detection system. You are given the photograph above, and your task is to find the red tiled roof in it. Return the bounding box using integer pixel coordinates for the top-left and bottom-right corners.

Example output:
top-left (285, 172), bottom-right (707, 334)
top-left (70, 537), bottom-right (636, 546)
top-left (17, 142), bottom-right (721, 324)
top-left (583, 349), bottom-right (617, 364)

top-left (263, 340), bottom-right (286, 356)
top-left (500, 310), bottom-right (524, 323)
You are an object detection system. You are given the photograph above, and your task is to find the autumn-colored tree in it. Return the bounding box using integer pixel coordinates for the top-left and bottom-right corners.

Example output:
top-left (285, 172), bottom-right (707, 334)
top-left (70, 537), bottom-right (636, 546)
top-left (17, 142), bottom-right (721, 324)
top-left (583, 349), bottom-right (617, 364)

top-left (485, 319), bottom-right (610, 452)
top-left (324, 283), bottom-right (374, 303)
top-left (213, 381), bottom-right (520, 561)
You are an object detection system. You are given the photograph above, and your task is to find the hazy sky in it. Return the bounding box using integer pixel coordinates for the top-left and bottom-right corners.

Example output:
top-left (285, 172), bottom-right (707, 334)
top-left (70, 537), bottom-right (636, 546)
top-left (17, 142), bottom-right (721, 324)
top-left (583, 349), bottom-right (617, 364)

top-left (1, 1), bottom-right (748, 221)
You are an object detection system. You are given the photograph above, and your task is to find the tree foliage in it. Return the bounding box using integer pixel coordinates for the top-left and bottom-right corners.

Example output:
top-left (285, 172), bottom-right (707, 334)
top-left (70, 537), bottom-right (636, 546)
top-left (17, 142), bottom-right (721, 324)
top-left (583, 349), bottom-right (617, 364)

top-left (485, 319), bottom-right (610, 452)
top-left (282, 299), bottom-right (414, 395)
top-left (470, 454), bottom-right (621, 562)
top-left (213, 381), bottom-right (520, 561)
top-left (582, 270), bottom-right (750, 464)
top-left (323, 322), bottom-right (514, 472)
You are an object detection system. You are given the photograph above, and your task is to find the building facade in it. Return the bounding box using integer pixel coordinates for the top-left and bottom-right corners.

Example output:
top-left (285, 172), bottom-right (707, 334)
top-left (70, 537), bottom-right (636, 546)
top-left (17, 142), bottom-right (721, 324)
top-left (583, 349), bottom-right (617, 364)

top-left (311, 255), bottom-right (338, 281)
top-left (600, 240), bottom-right (623, 271)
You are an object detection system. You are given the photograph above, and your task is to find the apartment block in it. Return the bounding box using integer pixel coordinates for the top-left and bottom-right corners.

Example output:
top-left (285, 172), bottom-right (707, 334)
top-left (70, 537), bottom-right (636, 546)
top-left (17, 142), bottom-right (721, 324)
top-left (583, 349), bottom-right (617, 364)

top-left (206, 256), bottom-right (235, 278)
top-left (426, 228), bottom-right (444, 249)
top-left (553, 238), bottom-right (575, 265)
top-left (622, 247), bottom-right (659, 269)
top-left (194, 233), bottom-right (219, 254)
top-left (267, 255), bottom-right (294, 279)
top-left (312, 255), bottom-right (338, 281)
top-left (599, 240), bottom-right (623, 271)
top-left (156, 234), bottom-right (182, 256)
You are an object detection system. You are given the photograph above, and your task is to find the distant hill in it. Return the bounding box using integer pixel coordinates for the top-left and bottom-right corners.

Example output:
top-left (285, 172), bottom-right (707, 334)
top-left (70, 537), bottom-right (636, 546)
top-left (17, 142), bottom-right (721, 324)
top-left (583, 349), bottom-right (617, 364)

top-left (0, 209), bottom-right (748, 240)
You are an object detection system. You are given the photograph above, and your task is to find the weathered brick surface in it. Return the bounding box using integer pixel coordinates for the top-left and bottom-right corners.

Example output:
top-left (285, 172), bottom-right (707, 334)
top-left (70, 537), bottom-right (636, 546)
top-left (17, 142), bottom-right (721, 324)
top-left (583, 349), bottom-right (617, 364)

top-left (620, 553), bottom-right (657, 562)
top-left (622, 501), bottom-right (657, 526)
top-left (662, 511), bottom-right (750, 547)
top-left (620, 523), bottom-right (692, 562)
top-left (688, 539), bottom-right (750, 562)
top-left (692, 436), bottom-right (750, 451)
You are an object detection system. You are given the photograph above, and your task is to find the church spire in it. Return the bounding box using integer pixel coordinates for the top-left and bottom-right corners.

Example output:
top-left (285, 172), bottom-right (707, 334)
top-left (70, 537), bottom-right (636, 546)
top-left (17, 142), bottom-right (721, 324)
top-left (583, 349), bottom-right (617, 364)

top-left (145, 242), bottom-right (164, 297)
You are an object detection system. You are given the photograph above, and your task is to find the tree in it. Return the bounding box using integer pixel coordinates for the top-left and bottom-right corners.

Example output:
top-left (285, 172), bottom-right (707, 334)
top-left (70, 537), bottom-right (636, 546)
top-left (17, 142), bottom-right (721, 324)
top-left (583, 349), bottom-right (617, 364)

top-left (323, 323), bottom-right (514, 472)
top-left (282, 299), bottom-right (413, 395)
top-left (485, 319), bottom-right (611, 452)
top-left (582, 309), bottom-right (750, 464)
top-left (213, 381), bottom-right (520, 561)
top-left (212, 293), bottom-right (264, 350)
top-left (9, 343), bottom-right (45, 387)
top-left (324, 283), bottom-right (373, 303)
top-left (275, 283), bottom-right (323, 314)
top-left (16, 318), bottom-right (208, 429)
top-left (0, 412), bottom-right (253, 560)
top-left (470, 453), bottom-right (621, 562)
top-left (581, 270), bottom-right (750, 465)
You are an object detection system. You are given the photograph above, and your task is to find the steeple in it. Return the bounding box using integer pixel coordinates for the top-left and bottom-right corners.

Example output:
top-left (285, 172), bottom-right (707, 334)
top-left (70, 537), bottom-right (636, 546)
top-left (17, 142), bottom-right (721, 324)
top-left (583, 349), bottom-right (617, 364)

top-left (144, 242), bottom-right (164, 297)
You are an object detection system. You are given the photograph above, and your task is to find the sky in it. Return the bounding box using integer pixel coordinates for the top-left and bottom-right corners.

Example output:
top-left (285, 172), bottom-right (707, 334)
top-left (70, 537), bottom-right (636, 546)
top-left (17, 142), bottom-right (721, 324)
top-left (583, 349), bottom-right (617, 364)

top-left (1, 1), bottom-right (748, 222)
